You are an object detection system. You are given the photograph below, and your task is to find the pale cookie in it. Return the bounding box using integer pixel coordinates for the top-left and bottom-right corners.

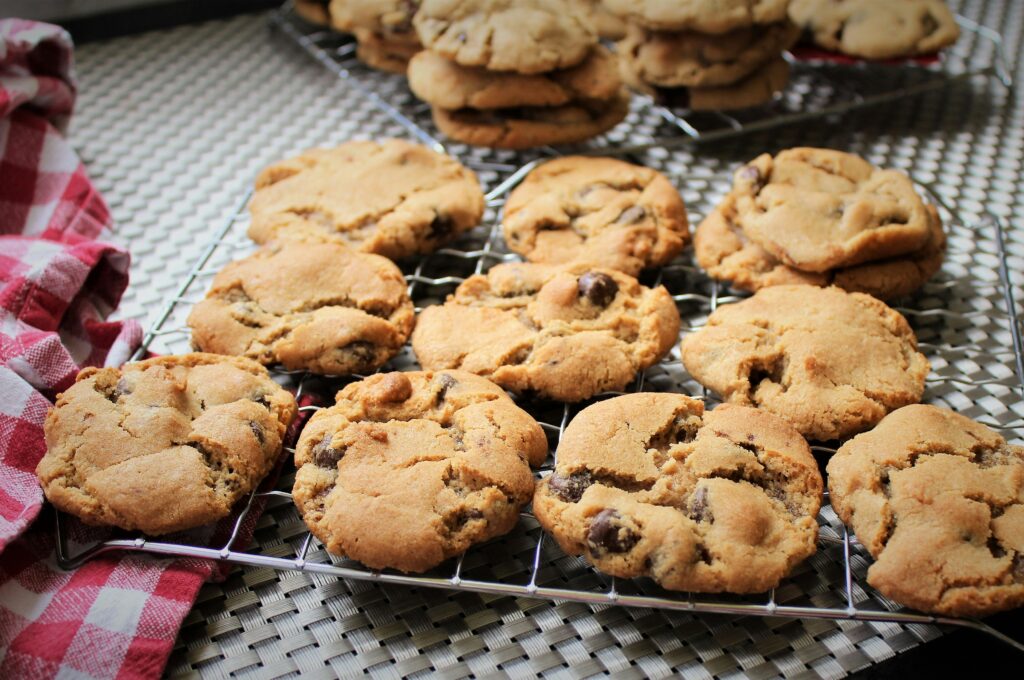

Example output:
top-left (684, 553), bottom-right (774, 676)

top-left (36, 354), bottom-right (297, 535)
top-left (248, 140), bottom-right (485, 260)
top-left (727, 148), bottom-right (934, 273)
top-left (828, 405), bottom-right (1024, 617)
top-left (789, 0), bottom-right (960, 60)
top-left (502, 156), bottom-right (689, 276)
top-left (604, 0), bottom-right (790, 34)
top-left (330, 0), bottom-right (419, 36)
top-left (408, 46), bottom-right (621, 111)
top-left (187, 241), bottom-right (414, 375)
top-left (695, 199), bottom-right (946, 300)
top-left (534, 396), bottom-right (822, 593)
top-left (681, 285), bottom-right (929, 441)
top-left (414, 0), bottom-right (597, 75)
top-left (412, 262), bottom-right (680, 402)
top-left (292, 370), bottom-right (547, 572)
top-left (622, 55), bottom-right (790, 111)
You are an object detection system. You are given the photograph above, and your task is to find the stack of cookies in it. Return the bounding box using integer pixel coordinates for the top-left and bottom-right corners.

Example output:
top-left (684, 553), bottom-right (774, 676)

top-left (329, 0), bottom-right (422, 73)
top-left (695, 147), bottom-right (946, 301)
top-left (408, 0), bottom-right (630, 149)
top-left (608, 0), bottom-right (798, 111)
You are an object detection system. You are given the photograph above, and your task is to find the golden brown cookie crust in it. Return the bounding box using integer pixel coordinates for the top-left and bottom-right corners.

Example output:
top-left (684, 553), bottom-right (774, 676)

top-left (295, 0), bottom-right (332, 26)
top-left (503, 155), bottom-right (689, 276)
top-left (292, 370), bottom-right (546, 573)
top-left (681, 285), bottom-right (930, 441)
top-left (533, 396), bottom-right (822, 593)
top-left (412, 262), bottom-right (681, 402)
top-left (354, 28), bottom-right (421, 74)
top-left (621, 54), bottom-right (790, 111)
top-left (187, 241), bottom-right (415, 375)
top-left (827, 405), bottom-right (1024, 616)
top-left (604, 0), bottom-right (790, 33)
top-left (37, 354), bottom-right (297, 535)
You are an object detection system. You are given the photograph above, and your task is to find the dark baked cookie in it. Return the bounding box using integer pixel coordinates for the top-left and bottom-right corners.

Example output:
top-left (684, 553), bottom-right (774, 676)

top-left (828, 405), bottom-right (1024, 617)
top-left (502, 156), bottom-right (689, 275)
top-left (604, 0), bottom-right (791, 34)
top-left (187, 240), bottom-right (415, 375)
top-left (292, 370), bottom-right (547, 572)
top-left (534, 395), bottom-right (823, 592)
top-left (36, 354), bottom-right (297, 535)
top-left (681, 285), bottom-right (930, 441)
top-left (247, 140), bottom-right (485, 260)
top-left (412, 262), bottom-right (680, 402)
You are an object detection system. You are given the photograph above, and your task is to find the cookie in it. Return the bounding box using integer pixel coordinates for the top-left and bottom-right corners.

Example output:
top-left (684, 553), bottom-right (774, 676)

top-left (354, 28), bottom-right (421, 73)
top-left (412, 262), bottom-right (680, 402)
top-left (695, 199), bottom-right (946, 300)
top-left (618, 21), bottom-right (799, 88)
top-left (329, 0), bottom-right (420, 37)
top-left (502, 156), bottom-right (689, 276)
top-left (789, 0), bottom-right (960, 60)
top-left (292, 370), bottom-right (547, 572)
top-left (36, 354), bottom-right (297, 535)
top-left (604, 0), bottom-right (790, 34)
top-left (431, 92), bottom-right (630, 150)
top-left (583, 0), bottom-right (627, 40)
top-left (534, 396), bottom-right (823, 592)
top-left (680, 285), bottom-right (929, 441)
top-left (408, 46), bottom-right (621, 111)
top-left (295, 0), bottom-right (332, 26)
top-left (727, 148), bottom-right (934, 273)
top-left (827, 405), bottom-right (1024, 616)
top-left (414, 0), bottom-right (596, 75)
top-left (247, 140), bottom-right (485, 260)
top-left (623, 55), bottom-right (790, 111)
top-left (187, 241), bottom-right (414, 375)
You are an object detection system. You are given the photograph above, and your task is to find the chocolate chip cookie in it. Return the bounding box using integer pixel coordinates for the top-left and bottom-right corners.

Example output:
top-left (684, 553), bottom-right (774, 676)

top-left (534, 395), bottom-right (823, 593)
top-left (414, 0), bottom-right (597, 75)
top-left (412, 263), bottom-right (680, 402)
top-left (604, 0), bottom-right (791, 34)
top-left (36, 354), bottom-right (297, 535)
top-left (502, 156), bottom-right (689, 276)
top-left (292, 370), bottom-right (547, 572)
top-left (789, 0), bottom-right (960, 60)
top-left (622, 55), bottom-right (790, 111)
top-left (247, 140), bottom-right (485, 260)
top-left (828, 405), bottom-right (1024, 616)
top-left (353, 28), bottom-right (422, 74)
top-left (187, 241), bottom-right (414, 375)
top-left (583, 0), bottom-right (626, 40)
top-left (681, 285), bottom-right (930, 441)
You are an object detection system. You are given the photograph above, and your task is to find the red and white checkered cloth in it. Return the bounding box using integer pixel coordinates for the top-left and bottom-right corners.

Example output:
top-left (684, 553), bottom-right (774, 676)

top-left (0, 19), bottom-right (223, 679)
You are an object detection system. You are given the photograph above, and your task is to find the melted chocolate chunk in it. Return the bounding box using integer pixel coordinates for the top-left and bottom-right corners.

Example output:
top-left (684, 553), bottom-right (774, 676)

top-left (577, 272), bottom-right (618, 307)
top-left (437, 373), bottom-right (458, 402)
top-left (688, 486), bottom-right (713, 523)
top-left (429, 212), bottom-right (454, 240)
top-left (312, 435), bottom-right (345, 468)
top-left (1013, 553), bottom-right (1024, 582)
top-left (249, 420), bottom-right (265, 445)
top-left (587, 509), bottom-right (639, 554)
top-left (549, 470), bottom-right (593, 503)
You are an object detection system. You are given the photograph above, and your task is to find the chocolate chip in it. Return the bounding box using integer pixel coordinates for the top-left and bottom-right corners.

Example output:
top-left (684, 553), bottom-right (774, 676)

top-left (577, 272), bottom-right (618, 307)
top-left (1013, 554), bottom-right (1024, 582)
top-left (988, 536), bottom-right (1006, 559)
top-left (922, 13), bottom-right (938, 35)
top-left (115, 378), bottom-right (132, 397)
top-left (587, 509), bottom-right (638, 554)
top-left (342, 341), bottom-right (376, 365)
top-left (615, 206), bottom-right (646, 225)
top-left (549, 471), bottom-right (593, 503)
top-left (695, 543), bottom-right (713, 564)
top-left (312, 435), bottom-right (345, 468)
top-left (252, 393), bottom-right (272, 409)
top-left (738, 165), bottom-right (765, 191)
top-left (437, 374), bottom-right (458, 402)
top-left (688, 486), bottom-right (712, 523)
top-left (429, 212), bottom-right (454, 240)
top-left (249, 420), bottom-right (265, 445)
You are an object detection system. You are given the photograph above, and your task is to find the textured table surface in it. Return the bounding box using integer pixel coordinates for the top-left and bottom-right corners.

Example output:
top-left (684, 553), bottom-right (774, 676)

top-left (67, 2), bottom-right (1024, 677)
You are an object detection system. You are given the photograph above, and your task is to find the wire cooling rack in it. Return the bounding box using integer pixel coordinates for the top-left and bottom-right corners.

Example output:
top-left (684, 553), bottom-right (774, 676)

top-left (53, 146), bottom-right (1024, 653)
top-left (267, 1), bottom-right (1013, 148)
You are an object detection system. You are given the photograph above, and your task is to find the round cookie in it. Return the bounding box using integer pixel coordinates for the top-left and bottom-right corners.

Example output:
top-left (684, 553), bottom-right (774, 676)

top-left (789, 0), bottom-right (960, 60)
top-left (695, 199), bottom-right (946, 300)
top-left (408, 46), bottom-right (621, 111)
top-left (622, 55), bottom-right (790, 111)
top-left (414, 0), bottom-right (597, 75)
top-left (502, 156), bottom-right (690, 276)
top-left (728, 148), bottom-right (934, 273)
top-left (36, 354), bottom-right (297, 535)
top-left (354, 28), bottom-right (421, 74)
top-left (247, 140), bottom-right (485, 260)
top-left (534, 396), bottom-right (823, 593)
top-left (680, 285), bottom-right (930, 441)
top-left (295, 0), bottom-right (332, 26)
top-left (604, 0), bottom-right (790, 34)
top-left (329, 0), bottom-right (420, 36)
top-left (618, 21), bottom-right (799, 88)
top-left (431, 92), bottom-right (630, 150)
top-left (187, 241), bottom-right (414, 375)
top-left (412, 262), bottom-right (680, 402)
top-left (292, 370), bottom-right (547, 573)
top-left (827, 405), bottom-right (1024, 617)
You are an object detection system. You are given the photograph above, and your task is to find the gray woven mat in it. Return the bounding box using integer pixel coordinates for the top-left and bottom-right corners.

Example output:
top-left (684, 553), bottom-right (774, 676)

top-left (68, 1), bottom-right (1024, 677)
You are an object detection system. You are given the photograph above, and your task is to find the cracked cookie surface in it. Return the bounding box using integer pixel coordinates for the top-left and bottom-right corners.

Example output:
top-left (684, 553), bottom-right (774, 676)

top-left (412, 262), bottom-right (680, 402)
top-left (414, 0), bottom-right (596, 74)
top-left (533, 395), bottom-right (822, 592)
top-left (827, 405), bottom-right (1024, 616)
top-left (604, 0), bottom-right (790, 33)
top-left (292, 370), bottom-right (546, 572)
top-left (502, 156), bottom-right (689, 276)
top-left (187, 241), bottom-right (414, 375)
top-left (247, 140), bottom-right (485, 260)
top-left (681, 286), bottom-right (929, 441)
top-left (37, 354), bottom-right (297, 535)
top-left (789, 0), bottom-right (959, 60)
